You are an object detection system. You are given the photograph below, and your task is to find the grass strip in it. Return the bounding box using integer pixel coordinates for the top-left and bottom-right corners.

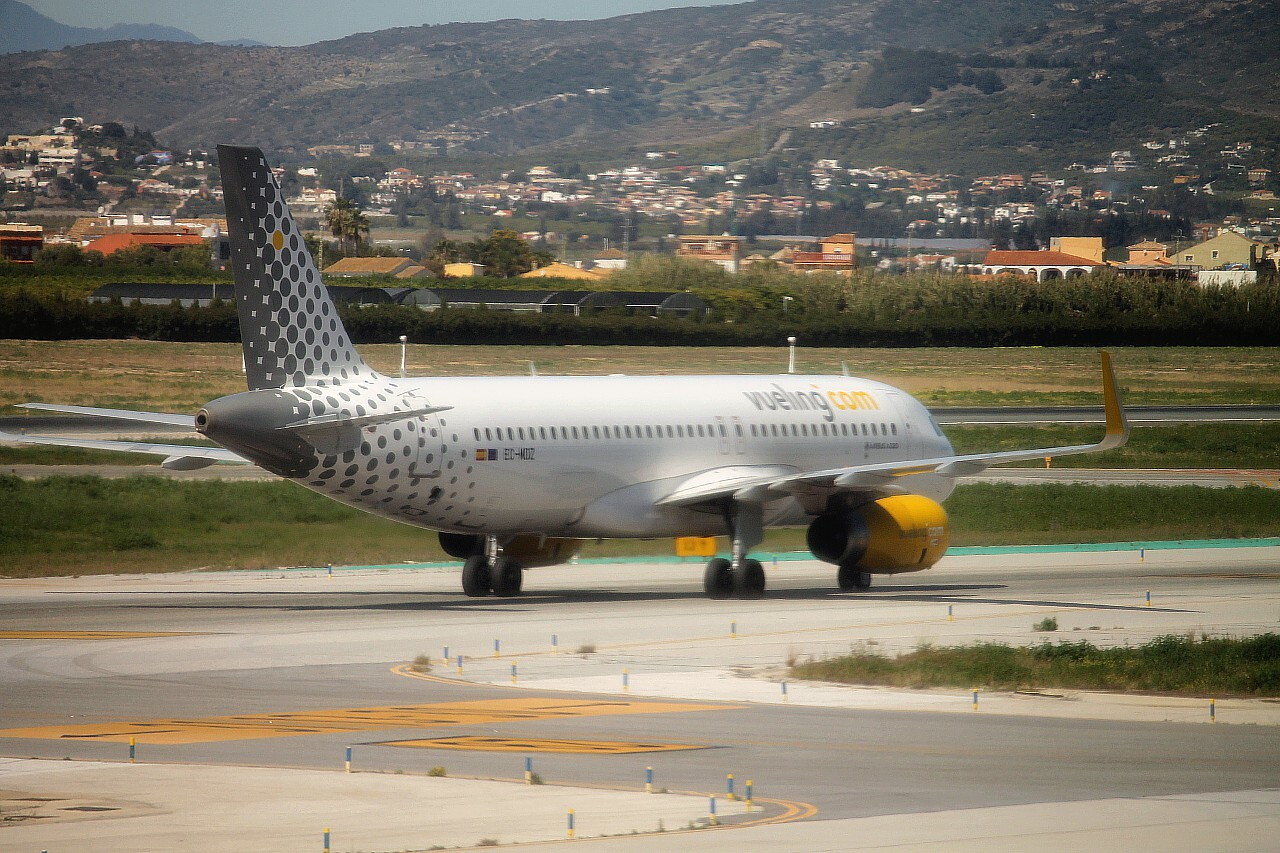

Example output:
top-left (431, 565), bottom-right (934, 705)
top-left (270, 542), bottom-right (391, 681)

top-left (790, 634), bottom-right (1280, 697)
top-left (3, 477), bottom-right (1280, 577)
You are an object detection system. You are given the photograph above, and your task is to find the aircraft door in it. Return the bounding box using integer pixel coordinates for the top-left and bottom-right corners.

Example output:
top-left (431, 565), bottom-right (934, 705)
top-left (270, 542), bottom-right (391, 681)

top-left (731, 416), bottom-right (746, 454)
top-left (715, 416), bottom-right (730, 455)
top-left (884, 392), bottom-right (921, 458)
top-left (402, 391), bottom-right (443, 479)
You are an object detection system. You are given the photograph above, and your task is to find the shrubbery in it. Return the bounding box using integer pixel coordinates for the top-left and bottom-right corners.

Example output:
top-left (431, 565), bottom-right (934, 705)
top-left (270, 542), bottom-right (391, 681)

top-left (1, 263), bottom-right (1277, 346)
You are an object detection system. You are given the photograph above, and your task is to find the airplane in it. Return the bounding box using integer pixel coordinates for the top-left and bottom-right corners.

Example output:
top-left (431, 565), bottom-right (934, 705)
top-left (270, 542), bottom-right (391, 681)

top-left (2, 145), bottom-right (1130, 600)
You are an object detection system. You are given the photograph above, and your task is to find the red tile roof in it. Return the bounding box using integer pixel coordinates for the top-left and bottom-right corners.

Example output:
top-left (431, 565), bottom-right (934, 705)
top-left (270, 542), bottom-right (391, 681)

top-left (983, 250), bottom-right (1104, 266)
top-left (84, 233), bottom-right (205, 254)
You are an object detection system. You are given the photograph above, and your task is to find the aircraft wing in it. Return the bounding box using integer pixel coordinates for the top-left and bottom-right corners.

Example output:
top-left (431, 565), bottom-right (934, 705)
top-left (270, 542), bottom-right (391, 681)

top-left (658, 351), bottom-right (1128, 508)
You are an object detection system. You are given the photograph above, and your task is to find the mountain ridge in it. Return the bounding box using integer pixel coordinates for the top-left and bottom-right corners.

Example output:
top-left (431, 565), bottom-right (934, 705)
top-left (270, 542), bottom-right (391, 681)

top-left (0, 0), bottom-right (1274, 173)
top-left (0, 0), bottom-right (254, 54)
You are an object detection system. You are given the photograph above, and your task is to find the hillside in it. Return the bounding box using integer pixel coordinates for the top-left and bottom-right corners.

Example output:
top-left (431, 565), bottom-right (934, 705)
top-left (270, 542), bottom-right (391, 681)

top-left (0, 0), bottom-right (1275, 173)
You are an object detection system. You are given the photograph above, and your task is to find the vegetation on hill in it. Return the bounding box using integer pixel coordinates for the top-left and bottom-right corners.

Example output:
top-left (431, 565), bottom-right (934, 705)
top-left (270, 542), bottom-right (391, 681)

top-left (0, 0), bottom-right (1272, 171)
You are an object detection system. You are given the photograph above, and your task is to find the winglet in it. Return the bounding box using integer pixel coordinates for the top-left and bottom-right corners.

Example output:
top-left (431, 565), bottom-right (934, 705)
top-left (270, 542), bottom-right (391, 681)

top-left (1098, 350), bottom-right (1129, 451)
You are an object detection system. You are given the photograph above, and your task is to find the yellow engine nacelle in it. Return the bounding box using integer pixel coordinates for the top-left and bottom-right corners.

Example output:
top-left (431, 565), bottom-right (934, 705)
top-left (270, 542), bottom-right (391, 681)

top-left (806, 495), bottom-right (949, 574)
top-left (502, 535), bottom-right (583, 568)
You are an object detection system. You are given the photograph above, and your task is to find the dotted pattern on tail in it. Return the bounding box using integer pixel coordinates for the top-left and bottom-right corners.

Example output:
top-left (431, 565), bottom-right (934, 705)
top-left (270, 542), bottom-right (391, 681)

top-left (218, 144), bottom-right (371, 390)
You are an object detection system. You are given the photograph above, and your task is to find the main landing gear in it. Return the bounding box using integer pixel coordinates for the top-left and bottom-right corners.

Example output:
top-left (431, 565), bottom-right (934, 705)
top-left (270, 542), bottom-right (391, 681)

top-left (461, 538), bottom-right (523, 598)
top-left (702, 501), bottom-right (767, 600)
top-left (837, 563), bottom-right (873, 592)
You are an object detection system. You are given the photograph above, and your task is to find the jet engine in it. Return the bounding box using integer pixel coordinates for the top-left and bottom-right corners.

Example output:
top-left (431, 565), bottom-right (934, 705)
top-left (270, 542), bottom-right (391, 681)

top-left (806, 495), bottom-right (949, 573)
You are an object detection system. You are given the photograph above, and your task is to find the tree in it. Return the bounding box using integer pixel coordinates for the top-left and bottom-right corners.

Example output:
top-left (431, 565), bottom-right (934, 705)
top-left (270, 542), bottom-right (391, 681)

top-left (446, 230), bottom-right (553, 278)
top-left (325, 198), bottom-right (370, 255)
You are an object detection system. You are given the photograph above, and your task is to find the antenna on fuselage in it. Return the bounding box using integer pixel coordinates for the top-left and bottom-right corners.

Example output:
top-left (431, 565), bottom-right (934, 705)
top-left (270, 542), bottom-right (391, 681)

top-left (841, 361), bottom-right (849, 377)
top-left (528, 360), bottom-right (538, 377)
top-left (399, 335), bottom-right (408, 378)
top-left (787, 336), bottom-right (797, 374)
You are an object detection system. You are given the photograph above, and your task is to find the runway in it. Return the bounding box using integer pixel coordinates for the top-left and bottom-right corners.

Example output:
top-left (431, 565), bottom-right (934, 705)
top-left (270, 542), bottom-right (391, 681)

top-left (2, 547), bottom-right (1278, 850)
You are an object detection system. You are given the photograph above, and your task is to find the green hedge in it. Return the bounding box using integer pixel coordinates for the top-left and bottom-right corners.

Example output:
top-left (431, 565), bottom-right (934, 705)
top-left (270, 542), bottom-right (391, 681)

top-left (2, 273), bottom-right (1278, 347)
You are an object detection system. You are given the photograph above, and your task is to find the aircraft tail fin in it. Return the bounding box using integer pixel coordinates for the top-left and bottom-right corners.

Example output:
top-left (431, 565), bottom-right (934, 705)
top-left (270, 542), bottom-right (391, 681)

top-left (217, 144), bottom-right (374, 390)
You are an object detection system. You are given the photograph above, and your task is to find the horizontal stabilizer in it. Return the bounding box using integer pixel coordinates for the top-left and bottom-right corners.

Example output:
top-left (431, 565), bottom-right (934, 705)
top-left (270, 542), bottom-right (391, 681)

top-left (0, 430), bottom-right (247, 464)
top-left (18, 403), bottom-right (195, 428)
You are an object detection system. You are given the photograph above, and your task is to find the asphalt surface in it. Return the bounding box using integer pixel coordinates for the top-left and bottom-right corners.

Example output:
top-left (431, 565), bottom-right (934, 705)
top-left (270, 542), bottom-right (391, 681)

top-left (2, 550), bottom-right (1278, 850)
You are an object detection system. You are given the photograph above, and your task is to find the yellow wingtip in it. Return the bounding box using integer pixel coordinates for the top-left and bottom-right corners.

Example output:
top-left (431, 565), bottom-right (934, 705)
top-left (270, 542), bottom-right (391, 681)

top-left (1100, 350), bottom-right (1127, 440)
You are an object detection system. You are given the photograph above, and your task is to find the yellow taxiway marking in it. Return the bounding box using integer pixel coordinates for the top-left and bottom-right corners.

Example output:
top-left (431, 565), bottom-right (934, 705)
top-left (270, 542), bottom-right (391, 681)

top-left (0, 698), bottom-right (735, 745)
top-left (383, 735), bottom-right (706, 754)
top-left (0, 630), bottom-right (196, 640)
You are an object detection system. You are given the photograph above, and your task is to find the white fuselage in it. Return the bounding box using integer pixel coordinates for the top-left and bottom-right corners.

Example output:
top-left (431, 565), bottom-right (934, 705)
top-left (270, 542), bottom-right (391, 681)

top-left (289, 373), bottom-right (956, 539)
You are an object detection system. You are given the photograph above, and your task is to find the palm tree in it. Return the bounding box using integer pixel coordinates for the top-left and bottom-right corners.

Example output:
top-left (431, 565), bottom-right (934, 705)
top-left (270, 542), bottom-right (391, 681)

top-left (342, 207), bottom-right (370, 255)
top-left (325, 197), bottom-right (356, 254)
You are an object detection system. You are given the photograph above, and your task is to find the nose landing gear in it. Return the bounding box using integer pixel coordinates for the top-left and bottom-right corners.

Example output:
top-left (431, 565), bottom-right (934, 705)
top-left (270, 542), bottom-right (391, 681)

top-left (701, 501), bottom-right (767, 599)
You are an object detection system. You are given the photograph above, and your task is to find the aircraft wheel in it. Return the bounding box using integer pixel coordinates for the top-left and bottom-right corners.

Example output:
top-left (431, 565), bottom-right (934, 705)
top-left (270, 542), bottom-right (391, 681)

top-left (735, 558), bottom-right (766, 599)
top-left (491, 556), bottom-right (523, 597)
top-left (837, 563), bottom-right (872, 592)
top-left (703, 557), bottom-right (733, 599)
top-left (461, 555), bottom-right (491, 597)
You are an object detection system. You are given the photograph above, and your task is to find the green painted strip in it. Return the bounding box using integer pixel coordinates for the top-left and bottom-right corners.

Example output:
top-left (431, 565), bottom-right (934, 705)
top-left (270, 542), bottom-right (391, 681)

top-left (233, 536), bottom-right (1280, 573)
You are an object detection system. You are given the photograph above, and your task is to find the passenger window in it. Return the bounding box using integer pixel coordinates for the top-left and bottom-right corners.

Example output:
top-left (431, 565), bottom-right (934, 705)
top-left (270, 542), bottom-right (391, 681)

top-left (646, 425), bottom-right (653, 438)
top-left (539, 427), bottom-right (547, 440)
top-left (697, 425), bottom-right (705, 437)
top-left (572, 427), bottom-right (579, 439)
top-left (518, 427), bottom-right (525, 440)
top-left (484, 428), bottom-right (492, 441)
top-left (891, 424), bottom-right (897, 435)
top-left (625, 425), bottom-right (632, 438)
top-left (593, 426), bottom-right (600, 438)
top-left (881, 422), bottom-right (888, 434)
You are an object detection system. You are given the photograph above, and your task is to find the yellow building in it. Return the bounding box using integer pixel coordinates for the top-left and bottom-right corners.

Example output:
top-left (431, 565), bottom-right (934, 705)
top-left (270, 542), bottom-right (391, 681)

top-left (791, 233), bottom-right (857, 275)
top-left (1049, 236), bottom-right (1104, 264)
top-left (444, 262), bottom-right (486, 278)
top-left (676, 235), bottom-right (742, 272)
top-left (1176, 231), bottom-right (1263, 270)
top-left (1124, 240), bottom-right (1170, 265)
top-left (519, 262), bottom-right (606, 280)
